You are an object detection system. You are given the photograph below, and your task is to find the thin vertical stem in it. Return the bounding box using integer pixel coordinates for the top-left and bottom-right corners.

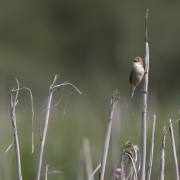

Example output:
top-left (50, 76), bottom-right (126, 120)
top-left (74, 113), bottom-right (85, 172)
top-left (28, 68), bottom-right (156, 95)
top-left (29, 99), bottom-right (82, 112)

top-left (178, 121), bottom-right (180, 174)
top-left (10, 93), bottom-right (22, 180)
top-left (9, 80), bottom-right (34, 180)
top-left (99, 91), bottom-right (119, 180)
top-left (159, 127), bottom-right (167, 180)
top-left (36, 75), bottom-right (58, 180)
top-left (36, 75), bottom-right (81, 180)
top-left (169, 119), bottom-right (180, 180)
top-left (140, 8), bottom-right (149, 180)
top-left (100, 119), bottom-right (113, 180)
top-left (36, 92), bottom-right (53, 180)
top-left (147, 114), bottom-right (156, 180)
top-left (45, 164), bottom-right (49, 180)
top-left (82, 137), bottom-right (94, 180)
top-left (178, 111), bottom-right (180, 175)
top-left (89, 163), bottom-right (101, 180)
top-left (112, 103), bottom-right (121, 170)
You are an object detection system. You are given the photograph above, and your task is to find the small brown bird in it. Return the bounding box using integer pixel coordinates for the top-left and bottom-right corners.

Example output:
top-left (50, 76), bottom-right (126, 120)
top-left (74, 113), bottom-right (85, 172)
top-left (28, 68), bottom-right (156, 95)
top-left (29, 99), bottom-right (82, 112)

top-left (129, 57), bottom-right (145, 98)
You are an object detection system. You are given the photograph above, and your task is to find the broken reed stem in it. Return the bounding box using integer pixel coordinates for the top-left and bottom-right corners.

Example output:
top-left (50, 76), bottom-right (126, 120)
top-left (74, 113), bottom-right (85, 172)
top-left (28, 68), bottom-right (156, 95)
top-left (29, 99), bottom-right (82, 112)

top-left (99, 91), bottom-right (119, 180)
top-left (159, 127), bottom-right (167, 180)
top-left (36, 86), bottom-right (54, 180)
top-left (169, 119), bottom-right (180, 180)
top-left (9, 79), bottom-right (34, 180)
top-left (146, 114), bottom-right (156, 180)
top-left (11, 87), bottom-right (35, 154)
top-left (45, 164), bottom-right (49, 180)
top-left (25, 87), bottom-right (35, 154)
top-left (5, 141), bottom-right (14, 153)
top-left (36, 75), bottom-right (81, 180)
top-left (89, 163), bottom-right (101, 180)
top-left (82, 137), bottom-right (94, 180)
top-left (10, 79), bottom-right (22, 180)
top-left (140, 8), bottom-right (149, 180)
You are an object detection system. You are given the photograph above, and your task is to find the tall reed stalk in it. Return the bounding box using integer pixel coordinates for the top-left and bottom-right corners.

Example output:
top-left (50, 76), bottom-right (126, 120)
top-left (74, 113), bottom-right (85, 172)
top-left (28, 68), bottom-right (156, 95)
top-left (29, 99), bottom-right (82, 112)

top-left (99, 91), bottom-right (119, 180)
top-left (159, 127), bottom-right (167, 180)
top-left (169, 119), bottom-right (180, 180)
top-left (147, 114), bottom-right (156, 180)
top-left (36, 75), bottom-right (81, 180)
top-left (140, 8), bottom-right (149, 180)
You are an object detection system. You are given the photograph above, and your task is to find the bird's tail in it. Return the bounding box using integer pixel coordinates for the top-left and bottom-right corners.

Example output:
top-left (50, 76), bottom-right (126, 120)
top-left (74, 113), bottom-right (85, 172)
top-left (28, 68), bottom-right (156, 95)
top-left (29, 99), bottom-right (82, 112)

top-left (130, 85), bottom-right (136, 98)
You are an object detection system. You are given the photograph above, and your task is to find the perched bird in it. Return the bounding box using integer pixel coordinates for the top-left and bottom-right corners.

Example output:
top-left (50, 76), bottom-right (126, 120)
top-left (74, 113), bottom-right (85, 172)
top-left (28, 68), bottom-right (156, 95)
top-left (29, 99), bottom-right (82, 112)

top-left (129, 57), bottom-right (145, 98)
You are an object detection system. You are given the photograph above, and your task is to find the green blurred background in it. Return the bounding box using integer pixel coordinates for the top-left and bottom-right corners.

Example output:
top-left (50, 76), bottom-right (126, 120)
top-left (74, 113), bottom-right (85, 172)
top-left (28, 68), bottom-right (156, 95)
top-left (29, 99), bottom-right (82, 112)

top-left (0, 0), bottom-right (180, 179)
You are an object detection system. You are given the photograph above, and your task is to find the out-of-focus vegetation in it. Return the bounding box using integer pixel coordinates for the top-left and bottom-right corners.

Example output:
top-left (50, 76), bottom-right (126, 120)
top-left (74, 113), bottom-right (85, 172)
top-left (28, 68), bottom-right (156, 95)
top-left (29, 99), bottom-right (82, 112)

top-left (0, 0), bottom-right (180, 179)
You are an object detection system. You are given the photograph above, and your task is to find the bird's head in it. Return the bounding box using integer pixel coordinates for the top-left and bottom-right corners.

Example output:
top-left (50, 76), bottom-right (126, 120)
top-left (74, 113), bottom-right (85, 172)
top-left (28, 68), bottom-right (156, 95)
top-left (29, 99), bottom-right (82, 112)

top-left (132, 57), bottom-right (143, 65)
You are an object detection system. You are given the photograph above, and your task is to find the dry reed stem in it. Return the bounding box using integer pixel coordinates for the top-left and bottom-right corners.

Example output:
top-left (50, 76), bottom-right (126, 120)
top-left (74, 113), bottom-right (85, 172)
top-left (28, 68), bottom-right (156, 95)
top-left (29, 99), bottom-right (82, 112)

top-left (9, 79), bottom-right (34, 180)
top-left (99, 91), bottom-right (119, 180)
top-left (169, 119), bottom-right (180, 180)
top-left (45, 164), bottom-right (49, 180)
top-left (89, 163), bottom-right (101, 180)
top-left (36, 88), bottom-right (54, 180)
top-left (82, 137), bottom-right (94, 180)
top-left (45, 164), bottom-right (61, 180)
top-left (10, 79), bottom-right (22, 180)
top-left (5, 141), bottom-right (14, 153)
top-left (44, 165), bottom-right (61, 180)
top-left (24, 87), bottom-right (35, 154)
top-left (113, 142), bottom-right (139, 180)
top-left (44, 164), bottom-right (61, 180)
top-left (178, 110), bottom-right (180, 175)
top-left (77, 150), bottom-right (85, 180)
top-left (36, 75), bottom-right (81, 180)
top-left (48, 170), bottom-right (61, 174)
top-left (112, 102), bottom-right (121, 170)
top-left (147, 114), bottom-right (156, 180)
top-left (159, 126), bottom-right (167, 180)
top-left (11, 86), bottom-right (35, 154)
top-left (178, 121), bottom-right (180, 174)
top-left (125, 152), bottom-right (138, 180)
top-left (140, 8), bottom-right (149, 180)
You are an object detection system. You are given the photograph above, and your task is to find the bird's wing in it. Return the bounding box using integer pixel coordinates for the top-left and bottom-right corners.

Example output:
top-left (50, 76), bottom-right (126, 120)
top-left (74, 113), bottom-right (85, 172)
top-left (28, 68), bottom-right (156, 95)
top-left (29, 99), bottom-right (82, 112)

top-left (129, 71), bottom-right (133, 84)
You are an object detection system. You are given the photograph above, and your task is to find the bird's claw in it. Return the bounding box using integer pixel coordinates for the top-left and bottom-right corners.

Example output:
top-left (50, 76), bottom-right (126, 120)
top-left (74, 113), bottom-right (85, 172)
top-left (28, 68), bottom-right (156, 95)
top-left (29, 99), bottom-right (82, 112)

top-left (140, 89), bottom-right (148, 94)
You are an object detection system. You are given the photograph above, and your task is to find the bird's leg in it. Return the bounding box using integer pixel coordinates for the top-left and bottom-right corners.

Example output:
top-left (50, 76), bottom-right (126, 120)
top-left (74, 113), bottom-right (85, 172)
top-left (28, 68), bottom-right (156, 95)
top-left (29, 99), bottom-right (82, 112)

top-left (140, 88), bottom-right (148, 94)
top-left (144, 71), bottom-right (148, 75)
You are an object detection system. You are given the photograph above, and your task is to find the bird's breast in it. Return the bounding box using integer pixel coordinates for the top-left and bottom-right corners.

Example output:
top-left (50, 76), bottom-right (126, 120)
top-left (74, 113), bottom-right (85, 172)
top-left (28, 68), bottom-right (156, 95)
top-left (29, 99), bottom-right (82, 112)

top-left (132, 63), bottom-right (144, 75)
